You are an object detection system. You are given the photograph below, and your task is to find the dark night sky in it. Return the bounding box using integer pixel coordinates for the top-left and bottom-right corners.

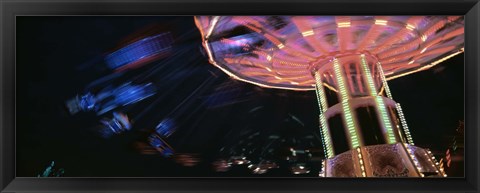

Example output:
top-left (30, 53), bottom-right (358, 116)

top-left (16, 16), bottom-right (464, 177)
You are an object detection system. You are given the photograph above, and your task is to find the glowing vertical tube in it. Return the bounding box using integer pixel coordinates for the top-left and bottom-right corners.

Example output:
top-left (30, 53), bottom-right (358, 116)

top-left (396, 103), bottom-right (415, 144)
top-left (356, 147), bottom-right (366, 177)
top-left (360, 55), bottom-right (396, 144)
top-left (333, 58), bottom-right (362, 148)
top-left (377, 62), bottom-right (414, 144)
top-left (376, 96), bottom-right (397, 143)
top-left (314, 71), bottom-right (334, 158)
top-left (377, 63), bottom-right (393, 99)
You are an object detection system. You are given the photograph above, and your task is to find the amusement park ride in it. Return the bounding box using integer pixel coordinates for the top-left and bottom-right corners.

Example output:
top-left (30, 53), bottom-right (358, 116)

top-left (194, 16), bottom-right (464, 177)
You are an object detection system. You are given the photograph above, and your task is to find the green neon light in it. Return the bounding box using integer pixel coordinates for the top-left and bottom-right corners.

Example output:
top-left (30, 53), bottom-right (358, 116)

top-left (376, 61), bottom-right (414, 144)
top-left (376, 96), bottom-right (396, 143)
top-left (360, 55), bottom-right (378, 96)
top-left (320, 114), bottom-right (334, 157)
top-left (333, 58), bottom-right (361, 148)
top-left (314, 76), bottom-right (321, 109)
top-left (314, 72), bottom-right (334, 158)
top-left (360, 55), bottom-right (396, 144)
top-left (314, 72), bottom-right (328, 112)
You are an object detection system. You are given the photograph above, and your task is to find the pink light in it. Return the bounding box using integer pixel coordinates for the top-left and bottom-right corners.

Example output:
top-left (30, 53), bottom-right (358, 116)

top-left (195, 16), bottom-right (464, 89)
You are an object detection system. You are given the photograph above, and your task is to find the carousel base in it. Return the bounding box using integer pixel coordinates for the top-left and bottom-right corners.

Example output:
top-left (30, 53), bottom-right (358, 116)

top-left (319, 143), bottom-right (445, 177)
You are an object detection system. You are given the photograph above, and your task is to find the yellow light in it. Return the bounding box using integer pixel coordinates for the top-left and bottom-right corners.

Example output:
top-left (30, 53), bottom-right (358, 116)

top-left (205, 16), bottom-right (220, 39)
top-left (338, 21), bottom-right (351, 28)
top-left (277, 43), bottom-right (285, 49)
top-left (377, 62), bottom-right (393, 99)
top-left (406, 23), bottom-right (416, 31)
top-left (274, 76), bottom-right (282, 80)
top-left (266, 55), bottom-right (272, 61)
top-left (375, 19), bottom-right (388, 25)
top-left (396, 103), bottom-right (414, 144)
top-left (323, 83), bottom-right (339, 93)
top-left (265, 67), bottom-right (272, 72)
top-left (302, 30), bottom-right (314, 37)
top-left (408, 60), bottom-right (414, 64)
top-left (386, 49), bottom-right (463, 81)
top-left (430, 50), bottom-right (463, 65)
top-left (421, 47), bottom-right (427, 53)
top-left (421, 34), bottom-right (428, 42)
top-left (290, 81), bottom-right (299, 85)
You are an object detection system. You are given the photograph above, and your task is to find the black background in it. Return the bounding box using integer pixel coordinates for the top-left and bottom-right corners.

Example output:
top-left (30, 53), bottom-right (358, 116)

top-left (15, 16), bottom-right (464, 177)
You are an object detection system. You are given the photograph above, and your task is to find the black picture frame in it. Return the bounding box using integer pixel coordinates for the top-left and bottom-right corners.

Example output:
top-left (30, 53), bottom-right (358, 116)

top-left (1, 0), bottom-right (478, 192)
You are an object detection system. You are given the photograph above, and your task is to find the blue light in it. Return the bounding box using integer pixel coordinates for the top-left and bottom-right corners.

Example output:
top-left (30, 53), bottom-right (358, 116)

top-left (113, 112), bottom-right (131, 130)
top-left (99, 112), bottom-right (131, 137)
top-left (78, 93), bottom-right (97, 111)
top-left (105, 33), bottom-right (174, 70)
top-left (162, 148), bottom-right (174, 157)
top-left (114, 82), bottom-right (156, 106)
top-left (149, 136), bottom-right (165, 148)
top-left (148, 134), bottom-right (174, 157)
top-left (155, 118), bottom-right (176, 137)
top-left (69, 82), bottom-right (157, 115)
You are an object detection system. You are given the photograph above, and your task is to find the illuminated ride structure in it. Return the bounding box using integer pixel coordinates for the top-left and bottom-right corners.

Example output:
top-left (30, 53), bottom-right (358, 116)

top-left (195, 16), bottom-right (464, 177)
